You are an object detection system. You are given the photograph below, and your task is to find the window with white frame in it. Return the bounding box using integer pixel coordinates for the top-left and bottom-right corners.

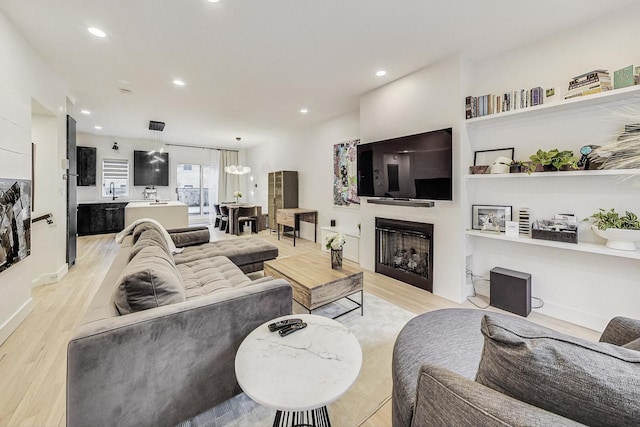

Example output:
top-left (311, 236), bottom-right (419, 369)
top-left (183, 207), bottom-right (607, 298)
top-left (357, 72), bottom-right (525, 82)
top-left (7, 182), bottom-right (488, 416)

top-left (102, 158), bottom-right (130, 198)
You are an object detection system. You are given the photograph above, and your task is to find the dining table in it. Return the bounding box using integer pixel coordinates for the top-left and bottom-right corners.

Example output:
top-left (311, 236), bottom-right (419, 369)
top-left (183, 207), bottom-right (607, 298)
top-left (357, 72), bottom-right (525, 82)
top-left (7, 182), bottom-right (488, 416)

top-left (223, 203), bottom-right (263, 236)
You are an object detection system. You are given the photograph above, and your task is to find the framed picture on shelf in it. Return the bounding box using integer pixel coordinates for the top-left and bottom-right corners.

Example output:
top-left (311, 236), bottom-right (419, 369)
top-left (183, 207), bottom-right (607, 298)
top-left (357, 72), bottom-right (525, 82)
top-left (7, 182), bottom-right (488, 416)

top-left (472, 204), bottom-right (512, 232)
top-left (473, 148), bottom-right (514, 166)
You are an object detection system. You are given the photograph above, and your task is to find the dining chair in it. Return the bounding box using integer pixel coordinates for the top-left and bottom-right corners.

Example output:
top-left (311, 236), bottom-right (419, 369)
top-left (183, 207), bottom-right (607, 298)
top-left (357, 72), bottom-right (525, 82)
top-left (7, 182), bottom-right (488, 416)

top-left (213, 204), bottom-right (222, 228)
top-left (219, 205), bottom-right (229, 232)
top-left (237, 206), bottom-right (258, 234)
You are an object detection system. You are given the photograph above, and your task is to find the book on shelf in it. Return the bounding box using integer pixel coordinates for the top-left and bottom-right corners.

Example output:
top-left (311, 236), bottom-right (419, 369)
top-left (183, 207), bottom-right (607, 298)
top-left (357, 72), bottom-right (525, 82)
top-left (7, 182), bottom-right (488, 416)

top-left (465, 86), bottom-right (547, 118)
top-left (613, 65), bottom-right (634, 89)
top-left (565, 69), bottom-right (612, 99)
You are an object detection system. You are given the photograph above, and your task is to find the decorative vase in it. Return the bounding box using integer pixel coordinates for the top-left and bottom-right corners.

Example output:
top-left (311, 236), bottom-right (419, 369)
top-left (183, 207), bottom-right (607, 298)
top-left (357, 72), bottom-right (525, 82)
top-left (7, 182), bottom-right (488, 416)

top-left (591, 225), bottom-right (640, 251)
top-left (331, 248), bottom-right (343, 270)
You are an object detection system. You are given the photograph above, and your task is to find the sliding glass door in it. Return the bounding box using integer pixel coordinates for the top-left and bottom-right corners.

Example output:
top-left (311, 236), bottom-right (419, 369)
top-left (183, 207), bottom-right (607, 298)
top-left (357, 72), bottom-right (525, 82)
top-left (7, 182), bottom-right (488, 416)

top-left (176, 164), bottom-right (216, 216)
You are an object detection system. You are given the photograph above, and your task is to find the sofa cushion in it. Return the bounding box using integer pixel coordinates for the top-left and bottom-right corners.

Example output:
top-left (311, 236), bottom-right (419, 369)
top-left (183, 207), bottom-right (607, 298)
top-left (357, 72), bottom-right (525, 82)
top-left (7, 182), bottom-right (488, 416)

top-left (130, 228), bottom-right (173, 260)
top-left (476, 314), bottom-right (640, 426)
top-left (176, 255), bottom-right (253, 299)
top-left (173, 237), bottom-right (277, 268)
top-left (623, 337), bottom-right (640, 351)
top-left (114, 246), bottom-right (185, 314)
top-left (169, 226), bottom-right (210, 248)
top-left (132, 221), bottom-right (166, 243)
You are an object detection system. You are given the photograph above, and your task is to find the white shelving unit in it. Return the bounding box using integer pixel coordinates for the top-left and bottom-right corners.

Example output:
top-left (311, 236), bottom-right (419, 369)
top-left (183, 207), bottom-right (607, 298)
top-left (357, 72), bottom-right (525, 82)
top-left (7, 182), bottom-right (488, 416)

top-left (466, 85), bottom-right (640, 127)
top-left (465, 230), bottom-right (640, 260)
top-left (466, 169), bottom-right (640, 180)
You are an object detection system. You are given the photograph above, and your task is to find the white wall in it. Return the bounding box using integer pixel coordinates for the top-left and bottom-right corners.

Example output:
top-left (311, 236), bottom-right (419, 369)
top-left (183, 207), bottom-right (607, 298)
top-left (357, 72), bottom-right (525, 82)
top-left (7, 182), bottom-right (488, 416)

top-left (0, 10), bottom-right (71, 344)
top-left (464, 9), bottom-right (640, 330)
top-left (359, 56), bottom-right (467, 303)
top-left (246, 111), bottom-right (361, 234)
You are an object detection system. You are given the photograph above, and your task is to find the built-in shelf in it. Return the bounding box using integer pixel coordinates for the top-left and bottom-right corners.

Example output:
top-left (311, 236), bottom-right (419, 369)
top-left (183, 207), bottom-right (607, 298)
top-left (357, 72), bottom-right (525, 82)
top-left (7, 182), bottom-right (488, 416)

top-left (465, 229), bottom-right (640, 260)
top-left (366, 198), bottom-right (435, 207)
top-left (465, 168), bottom-right (640, 180)
top-left (465, 85), bottom-right (640, 126)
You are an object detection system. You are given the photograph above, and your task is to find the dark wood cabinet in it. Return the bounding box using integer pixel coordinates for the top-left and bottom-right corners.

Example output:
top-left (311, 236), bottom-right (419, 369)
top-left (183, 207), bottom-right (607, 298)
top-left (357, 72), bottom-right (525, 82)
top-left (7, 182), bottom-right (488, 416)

top-left (77, 203), bottom-right (127, 235)
top-left (267, 171), bottom-right (298, 230)
top-left (77, 146), bottom-right (97, 186)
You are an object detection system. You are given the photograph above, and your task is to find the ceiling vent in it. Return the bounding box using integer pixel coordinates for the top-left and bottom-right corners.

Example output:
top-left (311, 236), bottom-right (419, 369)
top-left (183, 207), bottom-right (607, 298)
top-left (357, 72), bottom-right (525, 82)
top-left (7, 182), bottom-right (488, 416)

top-left (148, 121), bottom-right (165, 132)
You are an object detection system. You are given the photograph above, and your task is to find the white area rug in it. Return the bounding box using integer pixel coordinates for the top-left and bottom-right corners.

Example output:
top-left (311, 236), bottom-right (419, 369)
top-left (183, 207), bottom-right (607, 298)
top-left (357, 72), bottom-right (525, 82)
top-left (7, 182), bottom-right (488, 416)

top-left (177, 291), bottom-right (414, 427)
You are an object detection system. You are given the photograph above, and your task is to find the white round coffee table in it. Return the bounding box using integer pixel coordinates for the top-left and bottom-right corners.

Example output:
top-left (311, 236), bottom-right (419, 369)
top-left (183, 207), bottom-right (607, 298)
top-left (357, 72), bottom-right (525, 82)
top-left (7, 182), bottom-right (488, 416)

top-left (235, 314), bottom-right (362, 427)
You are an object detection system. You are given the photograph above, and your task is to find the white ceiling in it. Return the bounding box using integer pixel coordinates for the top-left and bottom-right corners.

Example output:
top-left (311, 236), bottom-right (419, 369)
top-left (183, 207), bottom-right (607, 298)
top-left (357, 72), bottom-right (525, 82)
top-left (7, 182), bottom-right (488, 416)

top-left (0, 0), bottom-right (634, 148)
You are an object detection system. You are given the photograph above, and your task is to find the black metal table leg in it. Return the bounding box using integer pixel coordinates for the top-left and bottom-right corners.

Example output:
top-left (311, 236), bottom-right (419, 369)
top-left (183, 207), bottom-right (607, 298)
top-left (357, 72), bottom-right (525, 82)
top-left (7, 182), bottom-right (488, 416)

top-left (274, 407), bottom-right (331, 427)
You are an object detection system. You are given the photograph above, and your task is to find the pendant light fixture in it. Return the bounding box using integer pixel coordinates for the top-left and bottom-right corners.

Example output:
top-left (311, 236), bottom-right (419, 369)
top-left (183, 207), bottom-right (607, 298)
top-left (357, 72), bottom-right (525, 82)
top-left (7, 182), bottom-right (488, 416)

top-left (225, 137), bottom-right (251, 175)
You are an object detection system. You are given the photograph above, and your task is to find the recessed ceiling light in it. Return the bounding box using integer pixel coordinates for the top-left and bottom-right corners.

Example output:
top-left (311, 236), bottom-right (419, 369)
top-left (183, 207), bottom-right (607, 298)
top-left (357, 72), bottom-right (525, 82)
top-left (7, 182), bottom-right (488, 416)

top-left (207, 0), bottom-right (220, 2)
top-left (300, 108), bottom-right (309, 114)
top-left (94, 126), bottom-right (102, 130)
top-left (173, 79), bottom-right (186, 86)
top-left (375, 70), bottom-right (387, 77)
top-left (81, 110), bottom-right (91, 115)
top-left (88, 27), bottom-right (106, 38)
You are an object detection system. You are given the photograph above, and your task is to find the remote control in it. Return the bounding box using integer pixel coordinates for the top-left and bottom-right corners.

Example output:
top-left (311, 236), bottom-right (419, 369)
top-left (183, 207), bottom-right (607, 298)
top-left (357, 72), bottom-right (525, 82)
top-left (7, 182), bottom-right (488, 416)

top-left (268, 318), bottom-right (303, 332)
top-left (279, 322), bottom-right (307, 337)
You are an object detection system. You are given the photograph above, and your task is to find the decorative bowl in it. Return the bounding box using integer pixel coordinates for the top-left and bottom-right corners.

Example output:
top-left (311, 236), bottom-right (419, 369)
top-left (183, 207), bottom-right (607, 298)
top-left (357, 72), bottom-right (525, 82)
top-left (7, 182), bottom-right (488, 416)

top-left (591, 225), bottom-right (640, 251)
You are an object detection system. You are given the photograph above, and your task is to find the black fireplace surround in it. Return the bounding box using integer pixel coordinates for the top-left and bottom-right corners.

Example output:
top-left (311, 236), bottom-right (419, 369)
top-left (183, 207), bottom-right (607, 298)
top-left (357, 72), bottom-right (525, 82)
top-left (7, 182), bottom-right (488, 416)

top-left (375, 217), bottom-right (434, 292)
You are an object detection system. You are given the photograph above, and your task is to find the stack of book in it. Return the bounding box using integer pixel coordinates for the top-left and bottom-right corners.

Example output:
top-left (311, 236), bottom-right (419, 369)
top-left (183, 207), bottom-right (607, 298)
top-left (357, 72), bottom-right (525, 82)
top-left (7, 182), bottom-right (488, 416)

top-left (564, 70), bottom-right (612, 99)
top-left (465, 87), bottom-right (544, 119)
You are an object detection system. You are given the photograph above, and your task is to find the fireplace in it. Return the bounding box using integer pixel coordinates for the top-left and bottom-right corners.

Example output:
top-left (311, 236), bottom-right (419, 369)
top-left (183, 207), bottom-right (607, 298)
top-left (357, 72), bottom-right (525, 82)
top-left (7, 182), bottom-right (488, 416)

top-left (375, 217), bottom-right (434, 292)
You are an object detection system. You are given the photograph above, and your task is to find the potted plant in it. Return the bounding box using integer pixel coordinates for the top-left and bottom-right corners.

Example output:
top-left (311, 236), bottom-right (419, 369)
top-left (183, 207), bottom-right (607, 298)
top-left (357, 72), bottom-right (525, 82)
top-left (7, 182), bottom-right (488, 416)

top-left (528, 149), bottom-right (558, 172)
top-left (233, 190), bottom-right (243, 203)
top-left (325, 232), bottom-right (346, 269)
top-left (509, 160), bottom-right (527, 173)
top-left (585, 208), bottom-right (640, 251)
top-left (551, 150), bottom-right (579, 171)
top-left (528, 149), bottom-right (579, 172)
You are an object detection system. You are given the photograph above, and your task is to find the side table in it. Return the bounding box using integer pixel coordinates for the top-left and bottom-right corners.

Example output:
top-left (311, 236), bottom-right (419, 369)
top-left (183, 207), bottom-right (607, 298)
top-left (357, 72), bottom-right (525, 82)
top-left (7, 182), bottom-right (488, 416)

top-left (235, 314), bottom-right (362, 427)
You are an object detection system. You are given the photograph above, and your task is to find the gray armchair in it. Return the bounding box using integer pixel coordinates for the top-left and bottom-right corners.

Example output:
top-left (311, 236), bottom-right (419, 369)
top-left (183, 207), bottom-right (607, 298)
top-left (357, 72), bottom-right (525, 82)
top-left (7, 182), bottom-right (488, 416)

top-left (392, 309), bottom-right (640, 427)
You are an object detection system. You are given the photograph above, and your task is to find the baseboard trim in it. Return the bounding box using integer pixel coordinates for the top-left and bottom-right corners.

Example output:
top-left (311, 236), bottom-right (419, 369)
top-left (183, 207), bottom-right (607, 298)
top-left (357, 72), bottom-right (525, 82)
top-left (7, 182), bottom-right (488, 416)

top-left (0, 298), bottom-right (33, 345)
top-left (535, 300), bottom-right (609, 332)
top-left (473, 286), bottom-right (608, 331)
top-left (31, 263), bottom-right (68, 288)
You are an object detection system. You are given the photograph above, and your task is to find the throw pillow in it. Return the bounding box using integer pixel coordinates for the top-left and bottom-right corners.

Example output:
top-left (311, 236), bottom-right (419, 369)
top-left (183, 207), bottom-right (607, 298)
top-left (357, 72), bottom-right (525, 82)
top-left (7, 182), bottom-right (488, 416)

top-left (476, 314), bottom-right (640, 426)
top-left (114, 246), bottom-right (185, 314)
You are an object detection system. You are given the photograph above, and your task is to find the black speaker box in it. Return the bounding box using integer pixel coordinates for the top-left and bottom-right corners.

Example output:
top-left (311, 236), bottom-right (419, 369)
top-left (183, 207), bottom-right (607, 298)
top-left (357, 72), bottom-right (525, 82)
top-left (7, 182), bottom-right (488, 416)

top-left (490, 267), bottom-right (531, 317)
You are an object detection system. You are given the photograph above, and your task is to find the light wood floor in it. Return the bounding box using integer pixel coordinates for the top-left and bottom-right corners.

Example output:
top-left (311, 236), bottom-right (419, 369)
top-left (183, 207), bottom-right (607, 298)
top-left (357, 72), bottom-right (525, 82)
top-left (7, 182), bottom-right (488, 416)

top-left (0, 228), bottom-right (599, 427)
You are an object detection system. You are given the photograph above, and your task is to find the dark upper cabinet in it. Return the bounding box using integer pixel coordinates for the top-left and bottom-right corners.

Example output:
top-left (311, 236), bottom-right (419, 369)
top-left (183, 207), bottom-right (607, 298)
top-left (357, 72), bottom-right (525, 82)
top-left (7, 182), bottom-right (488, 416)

top-left (77, 146), bottom-right (97, 186)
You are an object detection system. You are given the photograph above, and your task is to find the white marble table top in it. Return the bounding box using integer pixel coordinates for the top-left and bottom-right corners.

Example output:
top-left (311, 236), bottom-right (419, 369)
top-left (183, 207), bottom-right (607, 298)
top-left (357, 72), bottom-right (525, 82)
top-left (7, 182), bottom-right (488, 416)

top-left (234, 314), bottom-right (362, 411)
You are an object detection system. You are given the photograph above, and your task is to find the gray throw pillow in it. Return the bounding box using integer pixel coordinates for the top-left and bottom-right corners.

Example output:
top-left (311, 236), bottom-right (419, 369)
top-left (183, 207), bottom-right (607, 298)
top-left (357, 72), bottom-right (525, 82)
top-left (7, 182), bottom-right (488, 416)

top-left (476, 314), bottom-right (640, 426)
top-left (114, 246), bottom-right (185, 314)
top-left (623, 337), bottom-right (640, 351)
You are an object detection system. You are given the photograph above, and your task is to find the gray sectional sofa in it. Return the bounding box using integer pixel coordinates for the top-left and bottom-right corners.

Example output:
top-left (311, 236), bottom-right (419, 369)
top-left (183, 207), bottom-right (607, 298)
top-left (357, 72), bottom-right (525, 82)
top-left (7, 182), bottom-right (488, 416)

top-left (67, 222), bottom-right (292, 427)
top-left (393, 308), bottom-right (640, 427)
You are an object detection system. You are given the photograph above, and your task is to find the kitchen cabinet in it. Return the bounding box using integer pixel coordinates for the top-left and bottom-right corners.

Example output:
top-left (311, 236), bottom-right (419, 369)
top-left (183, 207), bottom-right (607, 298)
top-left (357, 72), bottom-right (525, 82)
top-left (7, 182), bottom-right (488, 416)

top-left (77, 203), bottom-right (127, 235)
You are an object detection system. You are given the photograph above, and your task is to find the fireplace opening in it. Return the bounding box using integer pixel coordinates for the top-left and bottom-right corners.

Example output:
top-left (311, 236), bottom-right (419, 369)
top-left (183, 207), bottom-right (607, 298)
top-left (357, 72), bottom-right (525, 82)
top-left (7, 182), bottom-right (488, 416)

top-left (375, 217), bottom-right (434, 292)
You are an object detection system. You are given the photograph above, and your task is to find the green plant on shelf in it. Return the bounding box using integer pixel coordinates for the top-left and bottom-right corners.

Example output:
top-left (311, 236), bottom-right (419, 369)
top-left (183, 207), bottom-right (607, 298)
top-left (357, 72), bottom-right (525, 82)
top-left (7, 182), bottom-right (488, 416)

top-left (586, 208), bottom-right (640, 230)
top-left (528, 149), bottom-right (578, 173)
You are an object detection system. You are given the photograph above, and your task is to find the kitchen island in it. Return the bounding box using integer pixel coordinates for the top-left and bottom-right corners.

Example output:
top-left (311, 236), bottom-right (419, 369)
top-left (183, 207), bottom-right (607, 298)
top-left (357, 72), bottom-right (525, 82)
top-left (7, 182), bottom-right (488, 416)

top-left (124, 200), bottom-right (188, 229)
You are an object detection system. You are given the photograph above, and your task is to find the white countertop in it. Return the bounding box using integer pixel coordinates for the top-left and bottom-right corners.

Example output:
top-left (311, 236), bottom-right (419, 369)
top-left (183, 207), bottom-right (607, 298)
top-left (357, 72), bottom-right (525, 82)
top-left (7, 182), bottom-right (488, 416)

top-left (235, 314), bottom-right (362, 411)
top-left (125, 200), bottom-right (187, 208)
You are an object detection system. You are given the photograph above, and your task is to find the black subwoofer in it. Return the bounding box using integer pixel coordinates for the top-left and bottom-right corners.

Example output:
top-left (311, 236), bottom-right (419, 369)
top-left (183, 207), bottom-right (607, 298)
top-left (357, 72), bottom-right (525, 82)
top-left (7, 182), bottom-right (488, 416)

top-left (490, 267), bottom-right (531, 317)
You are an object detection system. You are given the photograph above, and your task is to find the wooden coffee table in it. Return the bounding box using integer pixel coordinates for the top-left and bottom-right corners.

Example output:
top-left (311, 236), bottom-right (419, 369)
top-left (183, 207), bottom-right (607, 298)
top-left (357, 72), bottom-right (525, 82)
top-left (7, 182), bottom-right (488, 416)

top-left (264, 252), bottom-right (363, 318)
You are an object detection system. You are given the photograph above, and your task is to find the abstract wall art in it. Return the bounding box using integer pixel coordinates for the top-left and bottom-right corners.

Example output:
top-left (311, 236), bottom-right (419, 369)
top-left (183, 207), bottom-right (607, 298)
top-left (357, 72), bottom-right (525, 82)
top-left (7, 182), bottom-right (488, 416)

top-left (333, 139), bottom-right (360, 206)
top-left (0, 179), bottom-right (32, 273)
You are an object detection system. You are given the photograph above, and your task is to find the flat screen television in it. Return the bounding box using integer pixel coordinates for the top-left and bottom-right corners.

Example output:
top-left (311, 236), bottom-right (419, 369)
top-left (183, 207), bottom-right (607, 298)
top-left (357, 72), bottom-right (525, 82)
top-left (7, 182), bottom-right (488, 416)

top-left (357, 127), bottom-right (452, 201)
top-left (133, 150), bottom-right (169, 186)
